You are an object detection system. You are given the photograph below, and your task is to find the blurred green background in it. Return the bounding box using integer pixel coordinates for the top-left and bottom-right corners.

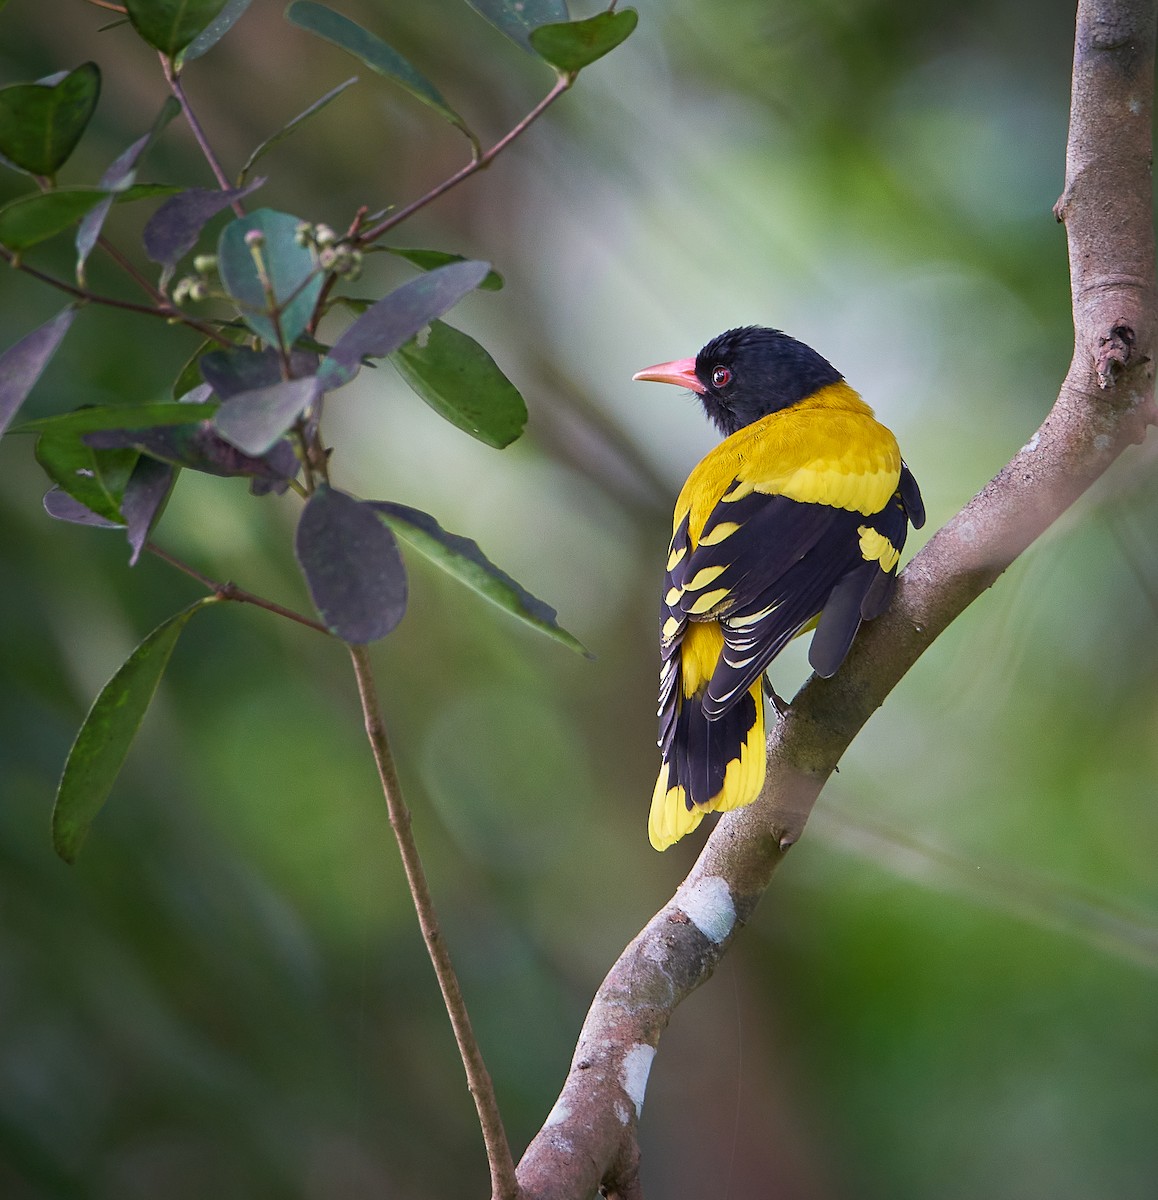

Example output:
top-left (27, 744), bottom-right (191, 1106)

top-left (2, 1), bottom-right (1157, 1196)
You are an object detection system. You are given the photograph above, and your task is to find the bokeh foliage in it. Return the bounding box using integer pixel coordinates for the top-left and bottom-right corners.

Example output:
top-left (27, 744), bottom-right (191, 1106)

top-left (1, 1), bottom-right (1156, 1198)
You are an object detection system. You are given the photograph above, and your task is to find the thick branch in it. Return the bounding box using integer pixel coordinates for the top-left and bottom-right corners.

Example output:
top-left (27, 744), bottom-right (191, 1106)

top-left (516, 2), bottom-right (1158, 1195)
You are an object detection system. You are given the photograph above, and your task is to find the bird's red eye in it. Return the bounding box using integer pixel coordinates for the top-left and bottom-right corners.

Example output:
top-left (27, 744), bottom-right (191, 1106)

top-left (711, 366), bottom-right (732, 388)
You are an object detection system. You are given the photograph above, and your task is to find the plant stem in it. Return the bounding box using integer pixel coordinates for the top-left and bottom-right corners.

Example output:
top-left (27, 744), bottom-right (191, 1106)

top-left (145, 542), bottom-right (331, 636)
top-left (358, 71), bottom-right (576, 245)
top-left (163, 58), bottom-right (246, 217)
top-left (0, 247), bottom-right (234, 346)
top-left (346, 644), bottom-right (519, 1200)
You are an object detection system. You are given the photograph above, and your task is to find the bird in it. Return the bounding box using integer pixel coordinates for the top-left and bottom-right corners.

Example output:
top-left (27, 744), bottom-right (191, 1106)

top-left (633, 326), bottom-right (925, 851)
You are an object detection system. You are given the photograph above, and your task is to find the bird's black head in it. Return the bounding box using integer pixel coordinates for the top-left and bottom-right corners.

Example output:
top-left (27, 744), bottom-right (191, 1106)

top-left (691, 326), bottom-right (844, 435)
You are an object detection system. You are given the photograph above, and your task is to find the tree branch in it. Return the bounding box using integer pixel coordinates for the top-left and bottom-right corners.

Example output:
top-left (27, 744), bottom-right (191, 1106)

top-left (515, 1), bottom-right (1158, 1195)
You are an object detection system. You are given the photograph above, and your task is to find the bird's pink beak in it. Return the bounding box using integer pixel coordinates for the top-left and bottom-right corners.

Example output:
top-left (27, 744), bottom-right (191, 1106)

top-left (632, 356), bottom-right (704, 394)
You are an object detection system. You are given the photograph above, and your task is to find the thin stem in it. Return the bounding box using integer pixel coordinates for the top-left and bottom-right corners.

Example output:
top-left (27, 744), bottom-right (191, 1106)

top-left (145, 542), bottom-right (331, 636)
top-left (1, 247), bottom-right (233, 346)
top-left (358, 71), bottom-right (576, 245)
top-left (163, 58), bottom-right (245, 216)
top-left (83, 0), bottom-right (127, 10)
top-left (347, 644), bottom-right (519, 1200)
top-left (98, 235), bottom-right (168, 305)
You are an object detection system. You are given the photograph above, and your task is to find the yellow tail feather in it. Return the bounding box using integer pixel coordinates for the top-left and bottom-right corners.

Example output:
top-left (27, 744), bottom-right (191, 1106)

top-left (648, 682), bottom-right (767, 851)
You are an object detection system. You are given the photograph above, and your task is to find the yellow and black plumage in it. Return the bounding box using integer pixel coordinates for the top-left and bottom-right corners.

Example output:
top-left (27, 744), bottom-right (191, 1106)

top-left (634, 326), bottom-right (925, 851)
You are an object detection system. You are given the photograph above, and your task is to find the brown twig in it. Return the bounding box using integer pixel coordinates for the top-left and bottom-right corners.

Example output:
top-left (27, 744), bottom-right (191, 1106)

top-left (346, 645), bottom-right (518, 1200)
top-left (162, 57), bottom-right (246, 217)
top-left (357, 71), bottom-right (576, 246)
top-left (515, 1), bottom-right (1158, 1195)
top-left (144, 542), bottom-right (331, 636)
top-left (0, 246), bottom-right (233, 346)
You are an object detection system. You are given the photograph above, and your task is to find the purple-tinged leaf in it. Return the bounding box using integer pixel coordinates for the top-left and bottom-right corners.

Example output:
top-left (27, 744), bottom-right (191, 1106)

top-left (52, 596), bottom-right (219, 864)
top-left (0, 63), bottom-right (101, 177)
top-left (0, 307), bottom-right (77, 438)
top-left (122, 456), bottom-right (176, 565)
top-left (296, 485), bottom-right (407, 643)
top-left (369, 501), bottom-right (590, 656)
top-left (382, 246), bottom-right (503, 290)
top-left (180, 0), bottom-right (253, 62)
top-left (213, 375), bottom-right (318, 455)
top-left (319, 259), bottom-right (490, 389)
top-left (0, 188), bottom-right (110, 250)
top-left (199, 343), bottom-right (317, 397)
top-left (124, 0), bottom-right (231, 57)
top-left (142, 178), bottom-right (263, 273)
top-left (85, 421), bottom-right (297, 489)
top-left (217, 208), bottom-right (322, 349)
top-left (44, 487), bottom-right (122, 528)
top-left (529, 9), bottom-right (639, 73)
top-left (77, 97), bottom-right (179, 280)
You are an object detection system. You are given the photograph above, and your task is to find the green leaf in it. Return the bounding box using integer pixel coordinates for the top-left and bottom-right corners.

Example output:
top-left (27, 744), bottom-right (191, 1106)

top-left (237, 75), bottom-right (358, 185)
top-left (370, 501), bottom-right (590, 656)
top-left (35, 430), bottom-right (136, 524)
top-left (295, 485), bottom-right (408, 643)
top-left (383, 246), bottom-right (503, 291)
top-left (391, 320), bottom-right (526, 448)
top-left (285, 1), bottom-right (473, 141)
top-left (13, 401), bottom-right (218, 436)
top-left (529, 8), bottom-right (638, 72)
top-left (124, 0), bottom-right (231, 57)
top-left (0, 188), bottom-right (108, 250)
top-left (464, 0), bottom-right (568, 52)
top-left (52, 597), bottom-right (218, 863)
top-left (180, 0), bottom-right (253, 62)
top-left (0, 63), bottom-right (101, 178)
top-left (217, 207), bottom-right (323, 349)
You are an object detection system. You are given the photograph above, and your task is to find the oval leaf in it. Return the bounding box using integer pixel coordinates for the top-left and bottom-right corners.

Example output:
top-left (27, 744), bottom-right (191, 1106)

top-left (464, 0), bottom-right (568, 52)
top-left (212, 375), bottom-right (318, 455)
top-left (124, 0), bottom-right (231, 57)
top-left (52, 597), bottom-right (219, 864)
top-left (529, 8), bottom-right (639, 73)
top-left (0, 63), bottom-right (101, 177)
top-left (0, 188), bottom-right (109, 251)
top-left (217, 207), bottom-right (323, 349)
top-left (391, 320), bottom-right (526, 448)
top-left (295, 485), bottom-right (408, 643)
top-left (369, 501), bottom-right (590, 656)
top-left (285, 2), bottom-right (472, 140)
top-left (319, 259), bottom-right (490, 389)
top-left (0, 306), bottom-right (78, 438)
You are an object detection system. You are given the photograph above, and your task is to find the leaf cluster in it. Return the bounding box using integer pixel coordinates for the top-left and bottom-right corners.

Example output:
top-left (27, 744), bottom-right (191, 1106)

top-left (0, 0), bottom-right (635, 860)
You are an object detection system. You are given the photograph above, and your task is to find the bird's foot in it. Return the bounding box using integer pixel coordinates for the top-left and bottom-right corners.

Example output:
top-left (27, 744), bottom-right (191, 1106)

top-left (762, 676), bottom-right (790, 719)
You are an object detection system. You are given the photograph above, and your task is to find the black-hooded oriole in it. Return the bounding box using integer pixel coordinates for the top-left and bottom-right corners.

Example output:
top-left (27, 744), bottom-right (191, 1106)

top-left (634, 326), bottom-right (925, 851)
